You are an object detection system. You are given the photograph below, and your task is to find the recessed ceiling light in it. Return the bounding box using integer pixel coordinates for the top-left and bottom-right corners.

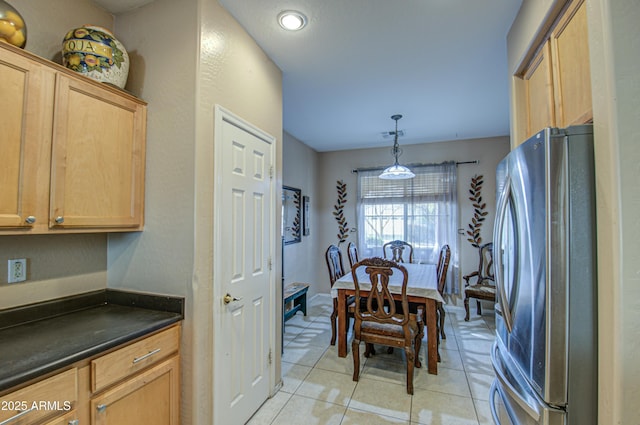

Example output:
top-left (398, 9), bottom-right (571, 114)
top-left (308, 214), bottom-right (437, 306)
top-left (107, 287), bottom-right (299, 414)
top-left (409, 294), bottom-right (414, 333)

top-left (278, 10), bottom-right (308, 31)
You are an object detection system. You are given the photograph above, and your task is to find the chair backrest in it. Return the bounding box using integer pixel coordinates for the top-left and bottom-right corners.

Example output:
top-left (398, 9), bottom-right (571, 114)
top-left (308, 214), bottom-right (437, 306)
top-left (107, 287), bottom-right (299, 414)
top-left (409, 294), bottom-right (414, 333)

top-left (382, 240), bottom-right (414, 263)
top-left (477, 242), bottom-right (495, 284)
top-left (436, 244), bottom-right (451, 295)
top-left (347, 242), bottom-right (359, 268)
top-left (351, 257), bottom-right (409, 326)
top-left (325, 244), bottom-right (346, 287)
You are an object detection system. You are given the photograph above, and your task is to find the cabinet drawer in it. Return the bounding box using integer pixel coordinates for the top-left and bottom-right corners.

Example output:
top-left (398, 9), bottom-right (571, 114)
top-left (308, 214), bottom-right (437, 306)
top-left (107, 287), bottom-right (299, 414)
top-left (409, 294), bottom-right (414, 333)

top-left (42, 410), bottom-right (78, 425)
top-left (0, 368), bottom-right (77, 425)
top-left (91, 326), bottom-right (179, 393)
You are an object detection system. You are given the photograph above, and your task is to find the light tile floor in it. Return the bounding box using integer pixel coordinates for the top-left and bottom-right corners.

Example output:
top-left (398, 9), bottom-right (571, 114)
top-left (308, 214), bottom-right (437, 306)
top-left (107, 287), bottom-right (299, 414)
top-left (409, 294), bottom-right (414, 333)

top-left (248, 295), bottom-right (496, 425)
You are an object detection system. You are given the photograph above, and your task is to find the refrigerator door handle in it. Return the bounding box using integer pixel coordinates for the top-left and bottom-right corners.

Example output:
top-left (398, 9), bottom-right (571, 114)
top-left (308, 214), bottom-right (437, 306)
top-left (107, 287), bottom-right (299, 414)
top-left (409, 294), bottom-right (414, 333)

top-left (494, 178), bottom-right (514, 332)
top-left (489, 380), bottom-right (503, 425)
top-left (491, 343), bottom-right (541, 421)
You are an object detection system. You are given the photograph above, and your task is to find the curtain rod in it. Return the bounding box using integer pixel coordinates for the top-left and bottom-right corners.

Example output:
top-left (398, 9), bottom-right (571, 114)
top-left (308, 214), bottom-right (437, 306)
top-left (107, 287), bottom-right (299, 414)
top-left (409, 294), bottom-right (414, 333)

top-left (351, 160), bottom-right (478, 174)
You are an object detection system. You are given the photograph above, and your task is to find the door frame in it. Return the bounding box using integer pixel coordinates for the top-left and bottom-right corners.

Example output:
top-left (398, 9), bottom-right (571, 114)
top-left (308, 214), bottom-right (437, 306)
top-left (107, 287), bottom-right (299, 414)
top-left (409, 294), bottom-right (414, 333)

top-left (212, 104), bottom-right (278, 420)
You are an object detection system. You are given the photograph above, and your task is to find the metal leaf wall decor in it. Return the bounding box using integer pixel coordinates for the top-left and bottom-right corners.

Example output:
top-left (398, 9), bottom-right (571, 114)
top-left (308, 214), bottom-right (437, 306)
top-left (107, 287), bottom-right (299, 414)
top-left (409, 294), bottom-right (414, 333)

top-left (333, 180), bottom-right (349, 245)
top-left (291, 190), bottom-right (301, 239)
top-left (466, 174), bottom-right (488, 248)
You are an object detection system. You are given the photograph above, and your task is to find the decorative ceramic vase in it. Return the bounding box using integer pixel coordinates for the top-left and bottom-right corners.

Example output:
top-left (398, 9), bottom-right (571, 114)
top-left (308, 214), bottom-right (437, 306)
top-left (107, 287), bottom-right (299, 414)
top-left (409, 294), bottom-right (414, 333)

top-left (62, 25), bottom-right (129, 89)
top-left (0, 0), bottom-right (27, 48)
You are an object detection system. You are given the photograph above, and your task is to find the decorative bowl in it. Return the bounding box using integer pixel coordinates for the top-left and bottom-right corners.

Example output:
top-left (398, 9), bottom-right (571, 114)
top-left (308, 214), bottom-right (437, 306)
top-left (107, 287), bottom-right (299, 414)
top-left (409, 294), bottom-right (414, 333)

top-left (0, 0), bottom-right (27, 48)
top-left (62, 25), bottom-right (129, 89)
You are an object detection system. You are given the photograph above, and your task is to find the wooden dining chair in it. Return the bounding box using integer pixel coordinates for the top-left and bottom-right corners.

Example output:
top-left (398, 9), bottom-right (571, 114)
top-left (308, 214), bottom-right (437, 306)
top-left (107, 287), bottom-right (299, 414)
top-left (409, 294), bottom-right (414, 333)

top-left (325, 244), bottom-right (356, 345)
top-left (350, 257), bottom-right (424, 395)
top-left (463, 242), bottom-right (495, 321)
top-left (436, 244), bottom-right (451, 340)
top-left (383, 240), bottom-right (414, 263)
top-left (347, 242), bottom-right (359, 268)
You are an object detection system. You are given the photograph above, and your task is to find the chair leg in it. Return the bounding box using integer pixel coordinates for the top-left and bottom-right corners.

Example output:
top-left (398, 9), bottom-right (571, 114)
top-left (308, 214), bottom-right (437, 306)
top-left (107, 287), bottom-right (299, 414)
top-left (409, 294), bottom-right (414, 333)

top-left (464, 296), bottom-right (470, 321)
top-left (330, 301), bottom-right (338, 345)
top-left (364, 343), bottom-right (375, 358)
top-left (405, 346), bottom-right (415, 395)
top-left (414, 324), bottom-right (424, 369)
top-left (437, 302), bottom-right (446, 340)
top-left (476, 299), bottom-right (482, 315)
top-left (352, 339), bottom-right (360, 382)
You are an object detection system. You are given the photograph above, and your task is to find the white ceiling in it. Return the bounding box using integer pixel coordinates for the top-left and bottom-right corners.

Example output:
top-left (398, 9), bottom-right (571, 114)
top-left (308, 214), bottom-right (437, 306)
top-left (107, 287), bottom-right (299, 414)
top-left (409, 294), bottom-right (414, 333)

top-left (97, 0), bottom-right (523, 152)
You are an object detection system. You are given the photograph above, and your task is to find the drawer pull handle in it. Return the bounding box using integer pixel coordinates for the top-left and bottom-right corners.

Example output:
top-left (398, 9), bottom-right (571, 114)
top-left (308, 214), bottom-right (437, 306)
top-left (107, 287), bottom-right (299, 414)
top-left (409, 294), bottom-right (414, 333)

top-left (97, 404), bottom-right (107, 413)
top-left (133, 348), bottom-right (161, 364)
top-left (0, 406), bottom-right (37, 425)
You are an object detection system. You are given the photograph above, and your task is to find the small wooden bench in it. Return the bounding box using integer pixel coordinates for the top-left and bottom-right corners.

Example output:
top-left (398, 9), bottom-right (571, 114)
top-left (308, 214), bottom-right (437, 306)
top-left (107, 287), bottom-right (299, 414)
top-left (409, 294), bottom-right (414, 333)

top-left (283, 283), bottom-right (309, 323)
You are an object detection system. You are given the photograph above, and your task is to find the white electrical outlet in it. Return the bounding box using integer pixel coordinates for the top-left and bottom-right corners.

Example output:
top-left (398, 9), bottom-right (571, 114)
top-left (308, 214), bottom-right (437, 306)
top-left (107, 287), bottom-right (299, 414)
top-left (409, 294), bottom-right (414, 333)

top-left (8, 259), bottom-right (27, 283)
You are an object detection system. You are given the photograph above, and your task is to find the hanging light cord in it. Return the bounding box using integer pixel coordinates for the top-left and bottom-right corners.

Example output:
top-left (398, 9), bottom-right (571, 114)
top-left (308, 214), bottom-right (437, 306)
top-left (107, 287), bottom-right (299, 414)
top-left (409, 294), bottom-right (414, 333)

top-left (390, 114), bottom-right (402, 165)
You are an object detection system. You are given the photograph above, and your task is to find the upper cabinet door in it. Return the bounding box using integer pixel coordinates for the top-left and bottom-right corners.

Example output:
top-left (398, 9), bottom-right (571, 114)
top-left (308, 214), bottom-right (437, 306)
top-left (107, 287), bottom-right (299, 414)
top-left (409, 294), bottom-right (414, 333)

top-left (523, 41), bottom-right (556, 139)
top-left (511, 0), bottom-right (592, 146)
top-left (551, 0), bottom-right (592, 128)
top-left (50, 74), bottom-right (147, 230)
top-left (0, 47), bottom-right (55, 230)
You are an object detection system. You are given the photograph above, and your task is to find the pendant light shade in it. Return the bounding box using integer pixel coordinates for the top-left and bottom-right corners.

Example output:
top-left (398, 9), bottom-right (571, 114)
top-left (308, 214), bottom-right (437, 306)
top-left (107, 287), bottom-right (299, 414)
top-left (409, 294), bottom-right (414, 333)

top-left (379, 114), bottom-right (415, 179)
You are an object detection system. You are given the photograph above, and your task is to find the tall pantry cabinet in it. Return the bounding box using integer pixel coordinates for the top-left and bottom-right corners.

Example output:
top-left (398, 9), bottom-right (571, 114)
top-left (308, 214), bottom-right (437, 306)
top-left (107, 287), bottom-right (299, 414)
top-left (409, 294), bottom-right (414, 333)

top-left (0, 42), bottom-right (146, 234)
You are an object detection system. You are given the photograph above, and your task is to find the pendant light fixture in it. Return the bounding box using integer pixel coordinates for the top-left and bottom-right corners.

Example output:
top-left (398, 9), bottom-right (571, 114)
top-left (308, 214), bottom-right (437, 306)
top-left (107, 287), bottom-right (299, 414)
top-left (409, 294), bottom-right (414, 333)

top-left (379, 114), bottom-right (415, 179)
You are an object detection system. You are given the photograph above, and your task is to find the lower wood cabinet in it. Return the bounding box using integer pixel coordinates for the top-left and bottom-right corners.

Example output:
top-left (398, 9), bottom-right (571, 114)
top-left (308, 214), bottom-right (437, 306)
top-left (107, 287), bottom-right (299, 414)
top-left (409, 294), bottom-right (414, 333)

top-left (0, 325), bottom-right (180, 425)
top-left (43, 410), bottom-right (80, 425)
top-left (0, 368), bottom-right (78, 425)
top-left (91, 356), bottom-right (179, 425)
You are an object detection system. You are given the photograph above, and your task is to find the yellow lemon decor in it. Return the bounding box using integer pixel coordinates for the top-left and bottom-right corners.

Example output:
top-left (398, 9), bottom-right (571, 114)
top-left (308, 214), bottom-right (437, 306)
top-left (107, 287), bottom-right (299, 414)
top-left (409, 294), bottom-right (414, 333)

top-left (62, 25), bottom-right (130, 89)
top-left (0, 1), bottom-right (27, 48)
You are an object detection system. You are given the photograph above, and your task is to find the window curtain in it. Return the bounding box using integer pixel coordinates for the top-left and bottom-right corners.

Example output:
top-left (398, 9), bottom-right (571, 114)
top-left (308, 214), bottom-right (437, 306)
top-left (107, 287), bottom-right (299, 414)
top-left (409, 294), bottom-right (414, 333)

top-left (356, 161), bottom-right (460, 295)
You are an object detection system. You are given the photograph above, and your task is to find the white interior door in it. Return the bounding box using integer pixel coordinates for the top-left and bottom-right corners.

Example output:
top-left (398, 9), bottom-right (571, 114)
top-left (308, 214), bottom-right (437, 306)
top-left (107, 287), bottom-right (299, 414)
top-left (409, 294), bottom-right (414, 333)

top-left (213, 106), bottom-right (275, 425)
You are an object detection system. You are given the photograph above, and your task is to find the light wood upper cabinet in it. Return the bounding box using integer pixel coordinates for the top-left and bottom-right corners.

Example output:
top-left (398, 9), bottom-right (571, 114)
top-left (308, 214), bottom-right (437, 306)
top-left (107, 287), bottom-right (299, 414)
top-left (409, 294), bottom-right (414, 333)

top-left (550, 0), bottom-right (592, 128)
top-left (50, 74), bottom-right (146, 230)
top-left (0, 42), bottom-right (146, 234)
top-left (523, 41), bottom-right (556, 140)
top-left (0, 47), bottom-right (55, 229)
top-left (513, 0), bottom-right (592, 145)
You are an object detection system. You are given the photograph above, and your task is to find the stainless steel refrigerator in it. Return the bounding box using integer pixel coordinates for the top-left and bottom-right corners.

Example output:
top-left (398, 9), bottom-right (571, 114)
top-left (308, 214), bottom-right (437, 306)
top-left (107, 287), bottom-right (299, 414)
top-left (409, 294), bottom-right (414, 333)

top-left (489, 125), bottom-right (597, 425)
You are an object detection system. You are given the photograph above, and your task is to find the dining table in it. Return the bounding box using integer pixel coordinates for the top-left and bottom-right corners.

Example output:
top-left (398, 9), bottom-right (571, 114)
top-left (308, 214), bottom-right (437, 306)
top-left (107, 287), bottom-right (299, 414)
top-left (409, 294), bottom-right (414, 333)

top-left (332, 262), bottom-right (443, 375)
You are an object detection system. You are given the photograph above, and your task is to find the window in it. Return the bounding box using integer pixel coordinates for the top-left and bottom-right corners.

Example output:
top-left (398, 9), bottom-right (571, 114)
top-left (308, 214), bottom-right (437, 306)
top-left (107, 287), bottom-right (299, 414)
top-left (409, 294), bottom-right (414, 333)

top-left (356, 161), bottom-right (459, 293)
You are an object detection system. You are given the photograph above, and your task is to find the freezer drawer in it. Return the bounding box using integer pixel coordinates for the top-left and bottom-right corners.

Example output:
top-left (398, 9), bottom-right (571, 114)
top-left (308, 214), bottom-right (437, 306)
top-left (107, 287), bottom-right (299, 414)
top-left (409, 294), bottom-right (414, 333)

top-left (490, 342), bottom-right (566, 425)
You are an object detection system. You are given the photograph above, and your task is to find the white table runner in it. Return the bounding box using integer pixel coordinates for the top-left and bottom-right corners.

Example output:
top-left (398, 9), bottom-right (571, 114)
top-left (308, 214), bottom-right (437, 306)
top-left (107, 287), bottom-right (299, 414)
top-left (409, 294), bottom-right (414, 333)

top-left (332, 262), bottom-right (444, 303)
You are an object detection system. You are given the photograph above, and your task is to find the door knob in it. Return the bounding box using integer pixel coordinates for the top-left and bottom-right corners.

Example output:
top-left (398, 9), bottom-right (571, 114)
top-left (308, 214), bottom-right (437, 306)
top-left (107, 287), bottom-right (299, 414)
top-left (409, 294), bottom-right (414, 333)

top-left (223, 293), bottom-right (242, 304)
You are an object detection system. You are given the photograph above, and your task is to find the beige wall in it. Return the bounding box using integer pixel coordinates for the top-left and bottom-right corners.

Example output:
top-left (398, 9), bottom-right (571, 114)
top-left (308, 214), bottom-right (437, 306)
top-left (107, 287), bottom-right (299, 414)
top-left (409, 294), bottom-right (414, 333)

top-left (508, 0), bottom-right (640, 422)
top-left (314, 137), bottom-right (510, 300)
top-left (282, 132), bottom-right (321, 292)
top-left (0, 0), bottom-right (114, 308)
top-left (105, 1), bottom-right (283, 424)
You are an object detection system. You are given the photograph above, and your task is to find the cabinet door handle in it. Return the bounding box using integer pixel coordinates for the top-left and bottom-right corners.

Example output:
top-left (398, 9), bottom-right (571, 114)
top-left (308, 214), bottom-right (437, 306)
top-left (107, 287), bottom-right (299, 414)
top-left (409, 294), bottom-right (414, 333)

top-left (68, 420), bottom-right (79, 425)
top-left (55, 216), bottom-right (65, 224)
top-left (0, 406), bottom-right (37, 425)
top-left (25, 216), bottom-right (36, 224)
top-left (96, 404), bottom-right (107, 413)
top-left (132, 348), bottom-right (161, 364)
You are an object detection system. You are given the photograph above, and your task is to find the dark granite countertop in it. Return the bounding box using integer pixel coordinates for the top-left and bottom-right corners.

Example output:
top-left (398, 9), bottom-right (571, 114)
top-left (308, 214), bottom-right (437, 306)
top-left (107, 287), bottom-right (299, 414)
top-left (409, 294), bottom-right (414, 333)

top-left (0, 290), bottom-right (184, 392)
